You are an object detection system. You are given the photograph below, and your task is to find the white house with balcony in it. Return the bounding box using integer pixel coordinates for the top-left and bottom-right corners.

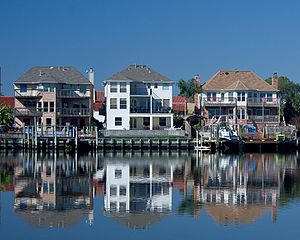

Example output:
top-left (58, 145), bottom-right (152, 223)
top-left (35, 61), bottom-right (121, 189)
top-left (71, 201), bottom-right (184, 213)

top-left (104, 65), bottom-right (173, 130)
top-left (14, 66), bottom-right (93, 128)
top-left (200, 70), bottom-right (280, 127)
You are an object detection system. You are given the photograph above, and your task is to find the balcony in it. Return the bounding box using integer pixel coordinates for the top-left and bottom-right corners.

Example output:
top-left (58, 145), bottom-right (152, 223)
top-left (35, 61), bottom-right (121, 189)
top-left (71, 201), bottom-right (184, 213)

top-left (59, 108), bottom-right (90, 117)
top-left (203, 97), bottom-right (237, 106)
top-left (247, 97), bottom-right (280, 107)
top-left (130, 106), bottom-right (172, 114)
top-left (15, 89), bottom-right (42, 98)
top-left (57, 90), bottom-right (91, 98)
top-left (248, 115), bottom-right (280, 123)
top-left (14, 107), bottom-right (43, 117)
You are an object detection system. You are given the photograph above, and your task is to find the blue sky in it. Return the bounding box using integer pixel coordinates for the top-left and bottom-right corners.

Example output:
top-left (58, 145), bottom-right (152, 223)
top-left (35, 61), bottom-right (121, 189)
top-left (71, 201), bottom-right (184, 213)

top-left (1, 0), bottom-right (300, 95)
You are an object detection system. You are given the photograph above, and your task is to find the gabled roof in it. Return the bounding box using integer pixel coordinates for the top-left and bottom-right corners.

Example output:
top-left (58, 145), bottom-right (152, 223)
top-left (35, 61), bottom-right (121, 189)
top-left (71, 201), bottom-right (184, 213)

top-left (105, 65), bottom-right (173, 83)
top-left (15, 66), bottom-right (91, 85)
top-left (202, 70), bottom-right (278, 91)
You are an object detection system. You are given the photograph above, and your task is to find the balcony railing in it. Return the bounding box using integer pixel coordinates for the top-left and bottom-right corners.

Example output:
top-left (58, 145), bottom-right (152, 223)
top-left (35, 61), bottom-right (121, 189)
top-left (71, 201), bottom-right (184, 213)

top-left (15, 89), bottom-right (42, 98)
top-left (247, 97), bottom-right (280, 106)
top-left (57, 90), bottom-right (91, 98)
top-left (59, 108), bottom-right (90, 117)
top-left (248, 115), bottom-right (280, 123)
top-left (14, 107), bottom-right (43, 117)
top-left (130, 106), bottom-right (172, 114)
top-left (203, 97), bottom-right (237, 106)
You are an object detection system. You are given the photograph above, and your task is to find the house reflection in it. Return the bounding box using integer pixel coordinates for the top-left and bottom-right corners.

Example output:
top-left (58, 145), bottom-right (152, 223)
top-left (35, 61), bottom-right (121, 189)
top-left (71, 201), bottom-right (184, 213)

top-left (190, 153), bottom-right (299, 225)
top-left (100, 152), bottom-right (187, 229)
top-left (13, 153), bottom-right (94, 228)
top-left (1, 151), bottom-right (300, 229)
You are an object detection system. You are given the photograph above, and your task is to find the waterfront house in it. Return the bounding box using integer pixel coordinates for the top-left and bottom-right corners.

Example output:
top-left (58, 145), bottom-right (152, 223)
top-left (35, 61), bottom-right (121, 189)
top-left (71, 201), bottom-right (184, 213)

top-left (104, 65), bottom-right (173, 130)
top-left (14, 66), bottom-right (94, 128)
top-left (200, 70), bottom-right (280, 127)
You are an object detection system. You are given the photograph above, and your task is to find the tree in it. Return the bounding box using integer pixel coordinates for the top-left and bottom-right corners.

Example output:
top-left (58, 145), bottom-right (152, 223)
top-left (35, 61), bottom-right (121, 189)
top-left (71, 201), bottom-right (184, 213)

top-left (265, 76), bottom-right (300, 123)
top-left (0, 105), bottom-right (13, 125)
top-left (177, 79), bottom-right (200, 101)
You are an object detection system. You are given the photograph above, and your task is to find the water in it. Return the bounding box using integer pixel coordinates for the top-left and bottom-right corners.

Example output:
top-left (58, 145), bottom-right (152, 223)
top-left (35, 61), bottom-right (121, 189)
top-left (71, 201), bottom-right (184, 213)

top-left (1, 151), bottom-right (300, 240)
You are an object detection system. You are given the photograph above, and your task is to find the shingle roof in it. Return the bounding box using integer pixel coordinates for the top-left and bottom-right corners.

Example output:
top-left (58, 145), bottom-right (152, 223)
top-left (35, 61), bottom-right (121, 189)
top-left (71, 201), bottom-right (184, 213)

top-left (203, 70), bottom-right (278, 91)
top-left (105, 65), bottom-right (173, 83)
top-left (14, 66), bottom-right (91, 84)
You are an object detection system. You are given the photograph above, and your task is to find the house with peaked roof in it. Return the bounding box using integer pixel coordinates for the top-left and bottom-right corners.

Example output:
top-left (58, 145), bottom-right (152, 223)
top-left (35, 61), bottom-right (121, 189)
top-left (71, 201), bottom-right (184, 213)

top-left (200, 70), bottom-right (280, 126)
top-left (104, 65), bottom-right (173, 130)
top-left (14, 66), bottom-right (94, 128)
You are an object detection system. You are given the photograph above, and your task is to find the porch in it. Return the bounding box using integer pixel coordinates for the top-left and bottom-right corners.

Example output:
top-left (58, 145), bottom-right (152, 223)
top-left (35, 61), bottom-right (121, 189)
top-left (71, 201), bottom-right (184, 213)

top-left (129, 115), bottom-right (173, 130)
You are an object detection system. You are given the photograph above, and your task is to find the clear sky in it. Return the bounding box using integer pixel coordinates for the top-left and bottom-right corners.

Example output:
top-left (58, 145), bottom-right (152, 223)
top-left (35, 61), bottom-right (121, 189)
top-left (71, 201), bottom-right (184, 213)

top-left (1, 0), bottom-right (300, 95)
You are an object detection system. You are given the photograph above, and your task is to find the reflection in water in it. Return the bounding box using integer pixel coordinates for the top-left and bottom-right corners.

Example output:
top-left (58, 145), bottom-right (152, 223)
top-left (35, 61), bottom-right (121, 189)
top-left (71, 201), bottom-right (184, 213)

top-left (0, 151), bottom-right (300, 229)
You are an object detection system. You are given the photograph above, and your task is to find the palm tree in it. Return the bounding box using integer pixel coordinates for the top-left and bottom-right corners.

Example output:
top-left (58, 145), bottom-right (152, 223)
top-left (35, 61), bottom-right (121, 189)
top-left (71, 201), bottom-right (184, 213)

top-left (0, 105), bottom-right (13, 125)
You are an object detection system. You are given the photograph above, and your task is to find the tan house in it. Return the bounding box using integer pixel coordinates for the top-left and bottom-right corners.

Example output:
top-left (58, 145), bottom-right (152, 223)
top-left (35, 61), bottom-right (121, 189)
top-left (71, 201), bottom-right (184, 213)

top-left (200, 70), bottom-right (280, 127)
top-left (14, 66), bottom-right (94, 128)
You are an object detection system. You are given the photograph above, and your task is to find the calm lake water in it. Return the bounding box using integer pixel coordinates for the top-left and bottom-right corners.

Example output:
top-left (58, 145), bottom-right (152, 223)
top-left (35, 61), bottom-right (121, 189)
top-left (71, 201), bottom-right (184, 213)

top-left (1, 151), bottom-right (300, 240)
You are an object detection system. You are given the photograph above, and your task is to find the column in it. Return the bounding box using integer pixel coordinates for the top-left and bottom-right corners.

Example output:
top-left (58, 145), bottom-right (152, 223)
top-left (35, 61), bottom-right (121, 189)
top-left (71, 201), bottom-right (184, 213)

top-left (150, 116), bottom-right (153, 130)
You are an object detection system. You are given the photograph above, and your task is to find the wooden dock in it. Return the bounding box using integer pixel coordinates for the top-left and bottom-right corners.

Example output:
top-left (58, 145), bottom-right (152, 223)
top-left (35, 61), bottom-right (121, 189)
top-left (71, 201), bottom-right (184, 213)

top-left (0, 126), bottom-right (298, 153)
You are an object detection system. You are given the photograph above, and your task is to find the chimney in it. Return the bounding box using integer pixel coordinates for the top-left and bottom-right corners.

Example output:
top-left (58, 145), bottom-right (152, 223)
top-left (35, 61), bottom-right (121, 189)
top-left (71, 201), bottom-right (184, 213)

top-left (272, 72), bottom-right (278, 90)
top-left (194, 74), bottom-right (201, 113)
top-left (88, 68), bottom-right (94, 85)
top-left (88, 68), bottom-right (95, 103)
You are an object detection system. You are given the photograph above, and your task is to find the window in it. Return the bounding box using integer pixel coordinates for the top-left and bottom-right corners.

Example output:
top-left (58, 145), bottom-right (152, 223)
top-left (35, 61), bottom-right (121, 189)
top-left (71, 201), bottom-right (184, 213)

top-left (44, 102), bottom-right (48, 112)
top-left (208, 108), bottom-right (221, 119)
top-left (237, 92), bottom-right (245, 102)
top-left (49, 84), bottom-right (54, 92)
top-left (154, 83), bottom-right (158, 88)
top-left (43, 182), bottom-right (48, 193)
top-left (163, 99), bottom-right (170, 107)
top-left (110, 98), bottom-right (117, 109)
top-left (237, 109), bottom-right (246, 119)
top-left (163, 83), bottom-right (169, 90)
top-left (120, 202), bottom-right (127, 211)
top-left (115, 117), bottom-right (122, 126)
top-left (155, 99), bottom-right (162, 112)
top-left (49, 183), bottom-right (54, 193)
top-left (110, 185), bottom-right (117, 196)
top-left (50, 101), bottom-right (54, 112)
top-left (260, 93), bottom-right (265, 102)
top-left (159, 117), bottom-right (167, 126)
top-left (115, 169), bottom-right (122, 179)
top-left (80, 85), bottom-right (86, 94)
top-left (143, 117), bottom-right (150, 126)
top-left (120, 98), bottom-right (127, 109)
top-left (46, 118), bottom-right (52, 126)
top-left (147, 84), bottom-right (151, 89)
top-left (267, 93), bottom-right (272, 102)
top-left (44, 83), bottom-right (49, 92)
top-left (120, 83), bottom-right (127, 93)
top-left (221, 93), bottom-right (225, 101)
top-left (110, 82), bottom-right (118, 93)
top-left (20, 84), bottom-right (27, 93)
top-left (228, 92), bottom-right (234, 102)
top-left (120, 186), bottom-right (127, 196)
top-left (207, 92), bottom-right (216, 101)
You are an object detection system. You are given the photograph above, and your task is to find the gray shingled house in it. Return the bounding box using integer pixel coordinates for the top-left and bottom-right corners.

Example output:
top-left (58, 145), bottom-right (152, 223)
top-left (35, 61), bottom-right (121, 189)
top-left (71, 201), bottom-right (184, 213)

top-left (14, 66), bottom-right (94, 128)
